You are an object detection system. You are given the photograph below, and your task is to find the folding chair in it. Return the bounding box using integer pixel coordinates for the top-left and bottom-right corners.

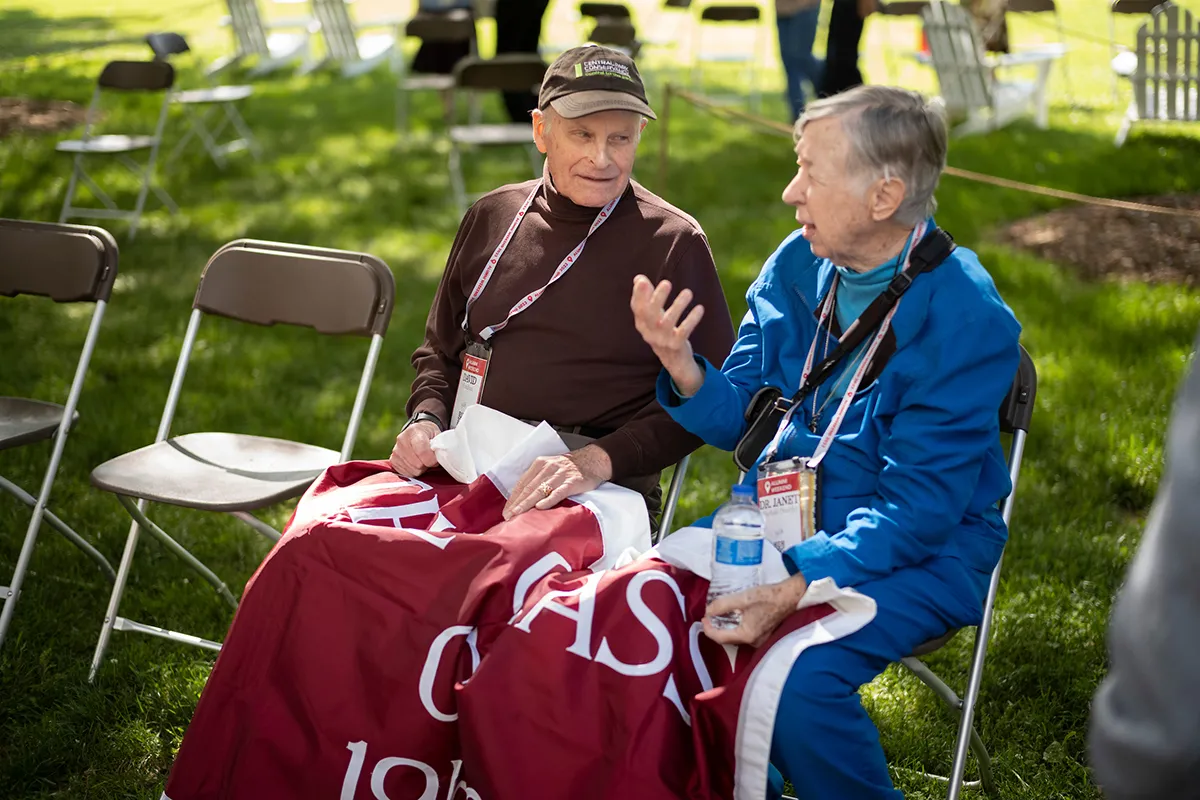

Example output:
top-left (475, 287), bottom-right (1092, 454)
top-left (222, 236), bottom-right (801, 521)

top-left (396, 9), bottom-right (478, 133)
top-left (896, 344), bottom-right (1036, 799)
top-left (588, 17), bottom-right (642, 58)
top-left (309, 0), bottom-right (406, 78)
top-left (1007, 0), bottom-right (1073, 103)
top-left (653, 455), bottom-right (690, 545)
top-left (213, 0), bottom-right (315, 76)
top-left (921, 1), bottom-right (1063, 136)
top-left (0, 219), bottom-right (119, 653)
top-left (56, 61), bottom-right (178, 241)
top-left (447, 55), bottom-right (548, 217)
top-left (690, 4), bottom-right (768, 112)
top-left (1113, 2), bottom-right (1198, 146)
top-left (86, 239), bottom-right (395, 680)
top-left (1110, 0), bottom-right (1165, 102)
top-left (145, 33), bottom-right (262, 170)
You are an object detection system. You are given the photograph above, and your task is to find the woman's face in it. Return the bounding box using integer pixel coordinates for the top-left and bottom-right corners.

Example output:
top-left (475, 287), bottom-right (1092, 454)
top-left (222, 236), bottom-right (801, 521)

top-left (781, 116), bottom-right (877, 266)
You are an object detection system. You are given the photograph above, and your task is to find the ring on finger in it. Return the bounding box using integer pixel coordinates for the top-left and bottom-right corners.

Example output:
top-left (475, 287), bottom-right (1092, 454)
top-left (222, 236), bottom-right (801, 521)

top-left (539, 482), bottom-right (553, 497)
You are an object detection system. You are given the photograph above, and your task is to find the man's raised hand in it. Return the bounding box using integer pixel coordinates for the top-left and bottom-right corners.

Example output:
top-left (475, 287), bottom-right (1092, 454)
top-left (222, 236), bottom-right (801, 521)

top-left (630, 275), bottom-right (706, 397)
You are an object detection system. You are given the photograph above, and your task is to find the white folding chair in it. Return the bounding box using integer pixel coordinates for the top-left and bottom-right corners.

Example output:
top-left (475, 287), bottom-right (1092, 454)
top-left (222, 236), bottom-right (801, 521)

top-left (213, 0), bottom-right (315, 76)
top-left (145, 33), bottom-right (262, 170)
top-left (1113, 3), bottom-right (1199, 146)
top-left (1110, 0), bottom-right (1165, 102)
top-left (921, 1), bottom-right (1063, 136)
top-left (309, 0), bottom-right (406, 78)
top-left (56, 60), bottom-right (178, 241)
top-left (447, 55), bottom-right (548, 217)
top-left (396, 9), bottom-right (478, 133)
top-left (86, 239), bottom-right (395, 680)
top-left (1006, 0), bottom-right (1073, 102)
top-left (0, 220), bottom-right (120, 654)
top-left (690, 4), bottom-right (768, 112)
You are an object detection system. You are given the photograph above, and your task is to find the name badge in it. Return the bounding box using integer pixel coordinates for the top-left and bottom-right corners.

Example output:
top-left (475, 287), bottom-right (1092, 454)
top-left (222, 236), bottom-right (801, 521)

top-left (450, 339), bottom-right (491, 428)
top-left (756, 458), bottom-right (818, 553)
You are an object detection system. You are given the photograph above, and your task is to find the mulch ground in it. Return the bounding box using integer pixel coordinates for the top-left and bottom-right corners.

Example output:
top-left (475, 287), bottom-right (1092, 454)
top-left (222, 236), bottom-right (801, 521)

top-left (0, 96), bottom-right (87, 139)
top-left (996, 194), bottom-right (1200, 285)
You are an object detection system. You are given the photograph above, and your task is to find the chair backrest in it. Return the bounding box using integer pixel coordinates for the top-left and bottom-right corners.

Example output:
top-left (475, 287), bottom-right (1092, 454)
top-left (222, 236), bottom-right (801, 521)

top-left (0, 219), bottom-right (118, 304)
top-left (146, 32), bottom-right (191, 60)
top-left (194, 240), bottom-right (395, 337)
top-left (589, 19), bottom-right (639, 48)
top-left (98, 60), bottom-right (175, 92)
top-left (921, 1), bottom-right (992, 114)
top-left (312, 0), bottom-right (362, 61)
top-left (225, 0), bottom-right (271, 56)
top-left (452, 54), bottom-right (548, 92)
top-left (580, 1), bottom-right (632, 20)
top-left (405, 9), bottom-right (476, 42)
top-left (1129, 3), bottom-right (1200, 120)
top-left (700, 4), bottom-right (761, 22)
top-left (1112, 0), bottom-right (1163, 13)
top-left (878, 1), bottom-right (930, 16)
top-left (1007, 0), bottom-right (1055, 12)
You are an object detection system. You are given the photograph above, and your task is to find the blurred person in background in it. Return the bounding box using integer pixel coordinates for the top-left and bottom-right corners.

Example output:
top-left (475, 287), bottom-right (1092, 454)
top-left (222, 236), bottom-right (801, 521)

top-left (494, 0), bottom-right (552, 121)
top-left (1089, 328), bottom-right (1200, 800)
top-left (819, 0), bottom-right (871, 97)
top-left (776, 0), bottom-right (824, 121)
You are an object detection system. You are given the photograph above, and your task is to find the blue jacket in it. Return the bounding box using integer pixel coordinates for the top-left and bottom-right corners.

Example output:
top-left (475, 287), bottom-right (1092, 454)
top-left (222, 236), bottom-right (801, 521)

top-left (658, 228), bottom-right (1022, 598)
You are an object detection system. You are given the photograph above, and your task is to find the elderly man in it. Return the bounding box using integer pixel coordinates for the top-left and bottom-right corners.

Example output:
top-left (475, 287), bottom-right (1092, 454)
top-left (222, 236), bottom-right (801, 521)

top-left (633, 85), bottom-right (1021, 798)
top-left (392, 45), bottom-right (734, 521)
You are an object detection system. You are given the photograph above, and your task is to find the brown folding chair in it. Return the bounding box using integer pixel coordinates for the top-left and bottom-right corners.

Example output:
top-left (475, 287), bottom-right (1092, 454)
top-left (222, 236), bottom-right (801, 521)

top-left (691, 4), bottom-right (767, 112)
top-left (87, 239), bottom-right (395, 680)
top-left (396, 9), bottom-right (478, 133)
top-left (447, 55), bottom-right (548, 216)
top-left (589, 18), bottom-right (642, 57)
top-left (56, 61), bottom-right (178, 240)
top-left (0, 219), bottom-right (119, 653)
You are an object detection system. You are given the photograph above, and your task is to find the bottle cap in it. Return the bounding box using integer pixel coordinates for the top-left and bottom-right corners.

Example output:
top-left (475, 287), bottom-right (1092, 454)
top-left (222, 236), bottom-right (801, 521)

top-left (731, 484), bottom-right (755, 498)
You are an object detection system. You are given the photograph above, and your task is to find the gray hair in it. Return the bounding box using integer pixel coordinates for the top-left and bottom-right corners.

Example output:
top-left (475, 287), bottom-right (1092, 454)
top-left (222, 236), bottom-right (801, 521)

top-left (795, 86), bottom-right (948, 226)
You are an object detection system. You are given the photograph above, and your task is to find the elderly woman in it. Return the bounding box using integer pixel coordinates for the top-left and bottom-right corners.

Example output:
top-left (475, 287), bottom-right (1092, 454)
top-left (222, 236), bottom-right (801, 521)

top-left (631, 85), bottom-right (1021, 799)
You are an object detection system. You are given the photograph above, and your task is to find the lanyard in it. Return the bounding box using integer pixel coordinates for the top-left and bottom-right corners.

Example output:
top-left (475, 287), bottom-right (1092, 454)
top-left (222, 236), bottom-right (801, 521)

top-left (763, 221), bottom-right (928, 465)
top-left (461, 178), bottom-right (621, 342)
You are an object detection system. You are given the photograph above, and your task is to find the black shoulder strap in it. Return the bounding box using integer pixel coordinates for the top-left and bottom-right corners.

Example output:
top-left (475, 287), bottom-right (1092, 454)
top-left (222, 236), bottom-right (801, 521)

top-left (790, 227), bottom-right (956, 404)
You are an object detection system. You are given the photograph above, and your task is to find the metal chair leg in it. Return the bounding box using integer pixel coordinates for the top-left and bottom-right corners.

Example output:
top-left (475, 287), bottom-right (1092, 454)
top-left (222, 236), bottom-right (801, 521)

top-left (0, 474), bottom-right (115, 581)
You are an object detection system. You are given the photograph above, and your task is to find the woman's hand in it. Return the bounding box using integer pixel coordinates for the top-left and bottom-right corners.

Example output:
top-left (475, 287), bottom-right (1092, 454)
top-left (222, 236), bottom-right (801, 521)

top-left (702, 574), bottom-right (809, 648)
top-left (631, 275), bottom-right (706, 397)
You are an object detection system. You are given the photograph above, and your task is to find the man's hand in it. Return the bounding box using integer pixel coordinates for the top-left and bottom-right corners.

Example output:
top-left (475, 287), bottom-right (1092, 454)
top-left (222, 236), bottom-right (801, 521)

top-left (503, 444), bottom-right (613, 520)
top-left (702, 573), bottom-right (810, 648)
top-left (389, 421), bottom-right (441, 477)
top-left (631, 275), bottom-right (706, 397)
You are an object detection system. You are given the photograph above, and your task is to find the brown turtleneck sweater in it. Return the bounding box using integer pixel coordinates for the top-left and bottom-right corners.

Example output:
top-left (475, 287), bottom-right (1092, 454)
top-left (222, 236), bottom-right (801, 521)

top-left (407, 175), bottom-right (735, 480)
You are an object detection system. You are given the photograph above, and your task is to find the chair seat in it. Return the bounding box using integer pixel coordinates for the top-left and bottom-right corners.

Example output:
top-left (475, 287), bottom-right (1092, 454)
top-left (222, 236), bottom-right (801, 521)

top-left (57, 135), bottom-right (157, 154)
top-left (267, 31), bottom-right (310, 59)
top-left (910, 628), bottom-right (959, 658)
top-left (402, 74), bottom-right (455, 91)
top-left (356, 33), bottom-right (397, 61)
top-left (449, 123), bottom-right (533, 145)
top-left (0, 397), bottom-right (76, 452)
top-left (90, 431), bottom-right (339, 512)
top-left (174, 85), bottom-right (254, 104)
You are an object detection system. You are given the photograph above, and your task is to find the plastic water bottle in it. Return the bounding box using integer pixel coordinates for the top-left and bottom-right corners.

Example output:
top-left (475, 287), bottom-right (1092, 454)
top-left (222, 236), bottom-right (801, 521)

top-left (708, 484), bottom-right (765, 630)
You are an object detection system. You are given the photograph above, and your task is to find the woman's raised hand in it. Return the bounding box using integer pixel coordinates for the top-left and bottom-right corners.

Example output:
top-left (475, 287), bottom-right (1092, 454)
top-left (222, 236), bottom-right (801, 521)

top-left (631, 275), bottom-right (706, 397)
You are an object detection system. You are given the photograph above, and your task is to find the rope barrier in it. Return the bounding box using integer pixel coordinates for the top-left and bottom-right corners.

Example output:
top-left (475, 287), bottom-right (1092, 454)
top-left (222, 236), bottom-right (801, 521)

top-left (660, 85), bottom-right (1200, 221)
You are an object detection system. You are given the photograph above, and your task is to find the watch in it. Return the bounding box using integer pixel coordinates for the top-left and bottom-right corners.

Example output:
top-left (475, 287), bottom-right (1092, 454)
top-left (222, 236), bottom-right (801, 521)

top-left (403, 411), bottom-right (445, 433)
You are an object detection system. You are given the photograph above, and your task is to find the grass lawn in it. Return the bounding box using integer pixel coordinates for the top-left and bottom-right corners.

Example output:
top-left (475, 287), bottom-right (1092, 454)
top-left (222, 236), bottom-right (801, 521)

top-left (2, 0), bottom-right (1199, 797)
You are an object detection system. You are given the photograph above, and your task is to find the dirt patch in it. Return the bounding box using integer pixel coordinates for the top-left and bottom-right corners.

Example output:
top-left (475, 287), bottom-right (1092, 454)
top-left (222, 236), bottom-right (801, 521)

top-left (996, 194), bottom-right (1200, 285)
top-left (0, 97), bottom-right (87, 139)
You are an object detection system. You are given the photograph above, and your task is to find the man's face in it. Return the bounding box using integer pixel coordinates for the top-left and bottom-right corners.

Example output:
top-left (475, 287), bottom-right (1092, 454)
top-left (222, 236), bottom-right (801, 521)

top-left (781, 116), bottom-right (876, 264)
top-left (533, 108), bottom-right (645, 208)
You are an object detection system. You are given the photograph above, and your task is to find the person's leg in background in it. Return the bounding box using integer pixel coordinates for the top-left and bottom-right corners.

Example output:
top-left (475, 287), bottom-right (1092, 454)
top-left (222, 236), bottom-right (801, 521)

top-left (818, 0), bottom-right (865, 97)
top-left (494, 0), bottom-right (552, 122)
top-left (767, 557), bottom-right (987, 799)
top-left (775, 3), bottom-right (824, 122)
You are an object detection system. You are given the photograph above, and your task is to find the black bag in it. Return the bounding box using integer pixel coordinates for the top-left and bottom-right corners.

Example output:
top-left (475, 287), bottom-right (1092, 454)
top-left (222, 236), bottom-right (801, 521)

top-left (732, 227), bottom-right (956, 473)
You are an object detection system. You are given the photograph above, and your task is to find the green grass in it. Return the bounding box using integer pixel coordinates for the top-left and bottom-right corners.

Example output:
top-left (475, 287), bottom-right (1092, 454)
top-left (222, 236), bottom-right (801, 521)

top-left (1, 0), bottom-right (1199, 797)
